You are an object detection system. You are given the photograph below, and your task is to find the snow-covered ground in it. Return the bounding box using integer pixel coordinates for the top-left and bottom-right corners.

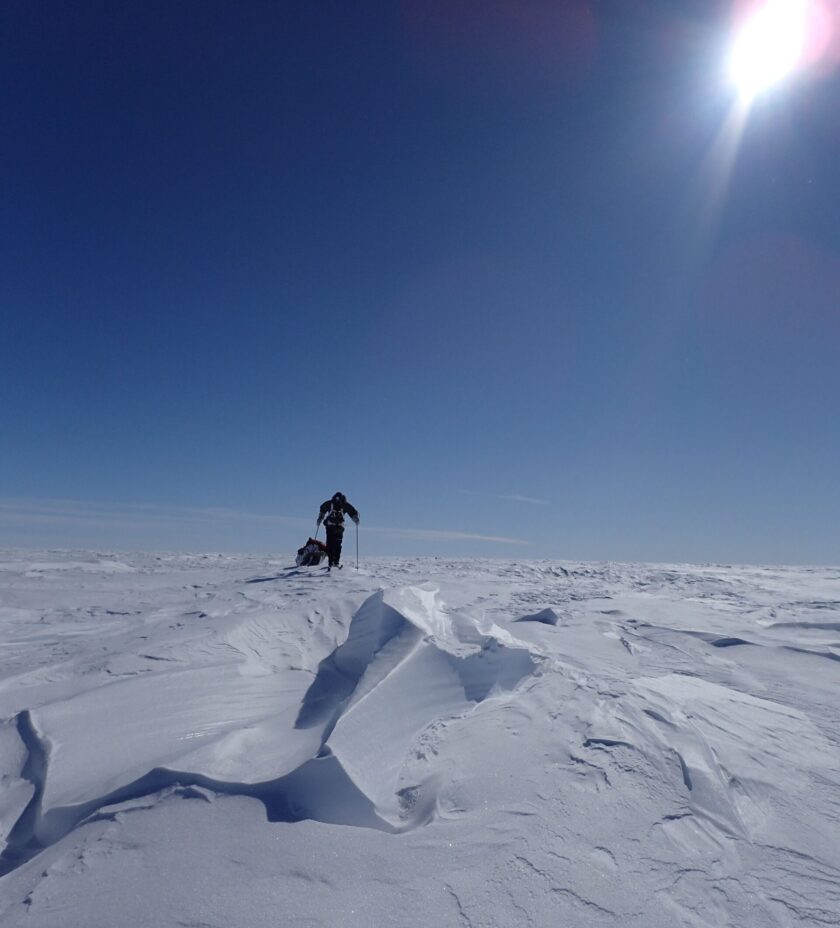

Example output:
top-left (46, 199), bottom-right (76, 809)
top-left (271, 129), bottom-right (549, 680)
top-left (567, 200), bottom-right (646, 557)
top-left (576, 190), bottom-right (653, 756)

top-left (1, 550), bottom-right (839, 927)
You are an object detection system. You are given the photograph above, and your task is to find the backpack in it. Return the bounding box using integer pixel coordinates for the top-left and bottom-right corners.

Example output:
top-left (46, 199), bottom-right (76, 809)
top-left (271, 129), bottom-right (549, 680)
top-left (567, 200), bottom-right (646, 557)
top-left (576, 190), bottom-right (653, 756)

top-left (324, 498), bottom-right (345, 528)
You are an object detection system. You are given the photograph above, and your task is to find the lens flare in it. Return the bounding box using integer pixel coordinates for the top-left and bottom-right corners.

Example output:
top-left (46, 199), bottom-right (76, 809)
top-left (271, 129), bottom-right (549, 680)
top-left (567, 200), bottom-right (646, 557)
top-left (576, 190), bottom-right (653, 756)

top-left (729, 0), bottom-right (809, 101)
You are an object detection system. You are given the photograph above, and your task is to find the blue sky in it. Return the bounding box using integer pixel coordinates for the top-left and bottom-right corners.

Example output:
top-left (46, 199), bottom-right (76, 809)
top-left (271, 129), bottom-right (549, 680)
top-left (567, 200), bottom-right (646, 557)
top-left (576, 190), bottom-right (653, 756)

top-left (2, 1), bottom-right (839, 563)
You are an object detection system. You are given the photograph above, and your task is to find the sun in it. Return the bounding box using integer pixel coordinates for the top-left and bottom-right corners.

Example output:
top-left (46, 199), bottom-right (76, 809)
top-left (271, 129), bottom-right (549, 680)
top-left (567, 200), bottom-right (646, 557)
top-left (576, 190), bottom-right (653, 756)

top-left (728, 0), bottom-right (810, 102)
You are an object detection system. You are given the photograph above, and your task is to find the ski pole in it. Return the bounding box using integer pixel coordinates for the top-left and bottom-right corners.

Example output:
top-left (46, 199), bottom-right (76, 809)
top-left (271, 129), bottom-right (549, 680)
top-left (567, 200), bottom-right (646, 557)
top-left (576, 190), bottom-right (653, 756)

top-left (355, 521), bottom-right (359, 570)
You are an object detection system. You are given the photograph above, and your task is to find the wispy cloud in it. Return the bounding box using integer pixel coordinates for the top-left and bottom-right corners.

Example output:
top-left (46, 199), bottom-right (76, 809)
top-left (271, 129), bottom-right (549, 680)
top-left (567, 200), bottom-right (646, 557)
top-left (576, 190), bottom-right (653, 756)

top-left (0, 498), bottom-right (526, 548)
top-left (366, 526), bottom-right (528, 545)
top-left (500, 494), bottom-right (549, 506)
top-left (459, 490), bottom-right (550, 506)
top-left (0, 498), bottom-right (309, 531)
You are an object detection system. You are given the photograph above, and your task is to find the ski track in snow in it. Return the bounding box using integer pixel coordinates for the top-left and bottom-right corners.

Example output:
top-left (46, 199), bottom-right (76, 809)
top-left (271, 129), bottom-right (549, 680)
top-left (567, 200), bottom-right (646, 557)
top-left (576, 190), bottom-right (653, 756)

top-left (0, 550), bottom-right (839, 926)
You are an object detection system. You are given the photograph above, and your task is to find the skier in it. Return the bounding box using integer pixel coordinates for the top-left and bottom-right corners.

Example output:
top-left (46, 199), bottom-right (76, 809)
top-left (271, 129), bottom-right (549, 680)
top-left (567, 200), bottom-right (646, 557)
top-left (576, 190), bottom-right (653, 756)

top-left (316, 492), bottom-right (359, 570)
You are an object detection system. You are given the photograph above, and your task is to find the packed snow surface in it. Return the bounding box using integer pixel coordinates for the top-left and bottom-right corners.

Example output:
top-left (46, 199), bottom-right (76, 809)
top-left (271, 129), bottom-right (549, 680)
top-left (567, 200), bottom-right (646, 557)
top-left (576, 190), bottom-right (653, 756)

top-left (1, 551), bottom-right (839, 926)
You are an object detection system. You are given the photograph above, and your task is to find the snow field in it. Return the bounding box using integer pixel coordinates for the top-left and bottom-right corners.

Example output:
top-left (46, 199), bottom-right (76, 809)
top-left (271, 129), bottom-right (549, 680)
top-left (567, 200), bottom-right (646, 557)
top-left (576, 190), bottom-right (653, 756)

top-left (1, 551), bottom-right (839, 926)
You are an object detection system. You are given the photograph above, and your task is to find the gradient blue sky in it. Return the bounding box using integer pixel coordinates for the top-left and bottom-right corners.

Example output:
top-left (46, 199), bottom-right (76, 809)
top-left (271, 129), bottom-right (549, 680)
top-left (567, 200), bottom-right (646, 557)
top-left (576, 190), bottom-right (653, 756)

top-left (2, 1), bottom-right (839, 563)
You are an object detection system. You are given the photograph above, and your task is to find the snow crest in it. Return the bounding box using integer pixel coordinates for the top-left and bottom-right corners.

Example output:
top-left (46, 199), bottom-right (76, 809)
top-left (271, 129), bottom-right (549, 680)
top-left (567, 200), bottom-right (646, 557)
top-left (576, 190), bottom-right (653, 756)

top-left (299, 583), bottom-right (539, 823)
top-left (0, 582), bottom-right (538, 873)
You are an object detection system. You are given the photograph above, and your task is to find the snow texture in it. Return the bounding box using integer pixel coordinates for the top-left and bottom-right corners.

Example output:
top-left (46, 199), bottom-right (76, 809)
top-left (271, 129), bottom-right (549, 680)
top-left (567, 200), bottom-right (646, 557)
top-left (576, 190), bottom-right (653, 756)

top-left (1, 551), bottom-right (839, 926)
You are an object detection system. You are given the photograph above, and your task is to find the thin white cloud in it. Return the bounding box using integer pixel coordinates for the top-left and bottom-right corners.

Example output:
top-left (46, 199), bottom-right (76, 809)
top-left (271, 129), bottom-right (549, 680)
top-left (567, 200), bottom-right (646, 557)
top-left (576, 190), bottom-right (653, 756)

top-left (500, 494), bottom-right (549, 506)
top-left (0, 498), bottom-right (526, 547)
top-left (0, 498), bottom-right (308, 530)
top-left (459, 490), bottom-right (550, 506)
top-left (365, 525), bottom-right (528, 545)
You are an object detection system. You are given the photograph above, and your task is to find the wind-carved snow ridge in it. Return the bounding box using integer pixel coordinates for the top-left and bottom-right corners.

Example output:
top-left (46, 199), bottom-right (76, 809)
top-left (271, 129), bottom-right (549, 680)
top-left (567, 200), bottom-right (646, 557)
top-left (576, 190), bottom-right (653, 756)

top-left (0, 711), bottom-right (46, 876)
top-left (583, 673), bottom-right (840, 843)
top-left (297, 583), bottom-right (540, 826)
top-left (0, 584), bottom-right (539, 875)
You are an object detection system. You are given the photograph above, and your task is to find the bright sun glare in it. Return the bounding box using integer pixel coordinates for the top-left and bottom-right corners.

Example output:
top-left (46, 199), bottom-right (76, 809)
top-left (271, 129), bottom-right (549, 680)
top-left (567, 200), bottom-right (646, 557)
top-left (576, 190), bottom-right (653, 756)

top-left (729, 0), bottom-right (810, 101)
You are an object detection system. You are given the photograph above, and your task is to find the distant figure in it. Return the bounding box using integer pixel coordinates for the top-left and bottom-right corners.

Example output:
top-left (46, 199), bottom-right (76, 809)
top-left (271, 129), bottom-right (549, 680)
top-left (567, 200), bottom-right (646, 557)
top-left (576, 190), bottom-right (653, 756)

top-left (316, 492), bottom-right (359, 569)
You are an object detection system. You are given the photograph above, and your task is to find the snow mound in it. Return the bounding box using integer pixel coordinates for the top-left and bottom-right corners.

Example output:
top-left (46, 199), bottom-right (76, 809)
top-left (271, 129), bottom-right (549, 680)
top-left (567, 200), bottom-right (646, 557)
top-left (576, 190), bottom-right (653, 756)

top-left (1, 583), bottom-right (539, 873)
top-left (585, 671), bottom-right (840, 842)
top-left (300, 584), bottom-right (539, 823)
top-left (514, 607), bottom-right (560, 625)
top-left (0, 717), bottom-right (35, 857)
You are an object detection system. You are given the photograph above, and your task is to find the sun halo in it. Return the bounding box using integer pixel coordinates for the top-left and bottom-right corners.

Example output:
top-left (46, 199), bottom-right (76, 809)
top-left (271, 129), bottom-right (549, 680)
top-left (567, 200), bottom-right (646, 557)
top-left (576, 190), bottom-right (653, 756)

top-left (728, 0), bottom-right (810, 102)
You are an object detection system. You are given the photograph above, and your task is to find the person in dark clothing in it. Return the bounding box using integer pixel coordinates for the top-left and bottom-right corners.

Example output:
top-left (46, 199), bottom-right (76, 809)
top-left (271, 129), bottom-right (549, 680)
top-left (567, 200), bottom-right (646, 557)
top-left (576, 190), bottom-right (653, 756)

top-left (316, 492), bottom-right (359, 569)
